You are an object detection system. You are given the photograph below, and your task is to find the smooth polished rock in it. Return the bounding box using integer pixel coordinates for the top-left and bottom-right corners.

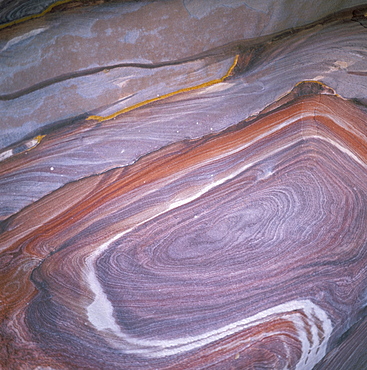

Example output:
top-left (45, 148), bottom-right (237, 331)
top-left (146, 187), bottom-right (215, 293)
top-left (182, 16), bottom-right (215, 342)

top-left (1, 1), bottom-right (367, 369)
top-left (1, 0), bottom-right (367, 148)
top-left (1, 84), bottom-right (367, 369)
top-left (1, 5), bottom-right (367, 220)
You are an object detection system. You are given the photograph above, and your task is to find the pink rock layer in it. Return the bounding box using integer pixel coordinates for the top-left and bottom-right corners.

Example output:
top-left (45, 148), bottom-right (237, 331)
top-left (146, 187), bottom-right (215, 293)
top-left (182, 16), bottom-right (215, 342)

top-left (1, 87), bottom-right (367, 368)
top-left (1, 3), bottom-right (367, 221)
top-left (1, 1), bottom-right (367, 369)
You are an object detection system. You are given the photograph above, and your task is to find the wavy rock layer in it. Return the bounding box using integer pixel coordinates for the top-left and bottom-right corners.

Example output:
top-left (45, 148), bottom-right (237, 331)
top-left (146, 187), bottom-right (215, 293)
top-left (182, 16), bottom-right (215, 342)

top-left (2, 89), bottom-right (367, 369)
top-left (1, 0), bottom-right (367, 149)
top-left (1, 2), bottom-right (367, 220)
top-left (1, 1), bottom-right (367, 369)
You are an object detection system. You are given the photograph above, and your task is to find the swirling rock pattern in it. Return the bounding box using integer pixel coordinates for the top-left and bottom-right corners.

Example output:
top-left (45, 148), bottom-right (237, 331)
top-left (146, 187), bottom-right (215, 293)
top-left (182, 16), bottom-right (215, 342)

top-left (1, 1), bottom-right (367, 369)
top-left (2, 1), bottom-right (367, 220)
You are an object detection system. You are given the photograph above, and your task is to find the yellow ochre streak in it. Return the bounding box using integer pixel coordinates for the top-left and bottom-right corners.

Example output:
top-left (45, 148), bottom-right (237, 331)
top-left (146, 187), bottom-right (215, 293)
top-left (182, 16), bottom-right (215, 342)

top-left (29, 134), bottom-right (46, 149)
top-left (0, 0), bottom-right (73, 30)
top-left (87, 55), bottom-right (239, 123)
top-left (0, 134), bottom-right (45, 162)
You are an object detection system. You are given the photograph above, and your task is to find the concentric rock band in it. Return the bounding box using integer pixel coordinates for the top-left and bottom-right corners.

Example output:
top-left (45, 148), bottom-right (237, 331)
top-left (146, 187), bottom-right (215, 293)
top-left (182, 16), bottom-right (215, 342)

top-left (1, 1), bottom-right (367, 369)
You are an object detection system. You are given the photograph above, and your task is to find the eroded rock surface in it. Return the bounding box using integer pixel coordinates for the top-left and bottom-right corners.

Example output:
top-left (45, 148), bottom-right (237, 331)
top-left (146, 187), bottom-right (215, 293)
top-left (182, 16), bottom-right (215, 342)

top-left (1, 1), bottom-right (367, 369)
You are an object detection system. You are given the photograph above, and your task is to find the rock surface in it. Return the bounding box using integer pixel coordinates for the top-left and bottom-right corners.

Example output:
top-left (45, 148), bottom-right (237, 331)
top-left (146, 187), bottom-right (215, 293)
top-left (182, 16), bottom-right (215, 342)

top-left (1, 1), bottom-right (367, 369)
